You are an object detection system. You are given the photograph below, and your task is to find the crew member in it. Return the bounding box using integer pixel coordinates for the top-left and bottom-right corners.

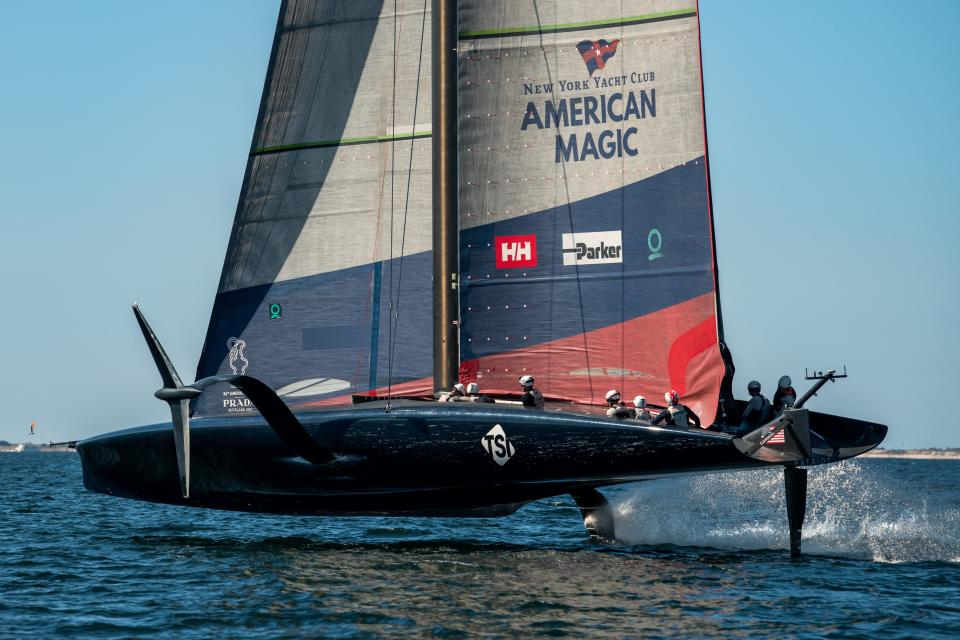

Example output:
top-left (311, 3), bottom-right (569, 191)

top-left (633, 395), bottom-right (651, 421)
top-left (605, 390), bottom-right (632, 418)
top-left (519, 375), bottom-right (544, 409)
top-left (739, 380), bottom-right (773, 431)
top-left (466, 382), bottom-right (494, 403)
top-left (773, 375), bottom-right (797, 414)
top-left (652, 390), bottom-right (701, 428)
top-left (438, 383), bottom-right (466, 402)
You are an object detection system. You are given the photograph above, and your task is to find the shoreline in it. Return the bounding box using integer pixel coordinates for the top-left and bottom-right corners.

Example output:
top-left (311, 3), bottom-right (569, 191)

top-left (861, 449), bottom-right (960, 460)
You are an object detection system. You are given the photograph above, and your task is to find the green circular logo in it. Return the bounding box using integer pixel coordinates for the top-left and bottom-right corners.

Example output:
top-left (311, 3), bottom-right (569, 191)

top-left (647, 228), bottom-right (663, 261)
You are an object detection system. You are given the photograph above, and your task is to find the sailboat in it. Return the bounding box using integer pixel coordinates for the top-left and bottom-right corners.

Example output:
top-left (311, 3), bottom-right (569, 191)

top-left (77, 0), bottom-right (885, 556)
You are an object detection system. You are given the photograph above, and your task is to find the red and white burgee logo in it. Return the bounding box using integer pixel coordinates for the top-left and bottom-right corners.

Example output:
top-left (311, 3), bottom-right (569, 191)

top-left (495, 234), bottom-right (537, 268)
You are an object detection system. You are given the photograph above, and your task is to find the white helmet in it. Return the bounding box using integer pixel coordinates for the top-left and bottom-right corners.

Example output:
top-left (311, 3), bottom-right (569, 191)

top-left (633, 395), bottom-right (647, 409)
top-left (664, 390), bottom-right (680, 406)
top-left (452, 383), bottom-right (466, 394)
top-left (605, 389), bottom-right (621, 404)
top-left (466, 382), bottom-right (479, 395)
top-left (519, 375), bottom-right (534, 388)
top-left (778, 375), bottom-right (792, 388)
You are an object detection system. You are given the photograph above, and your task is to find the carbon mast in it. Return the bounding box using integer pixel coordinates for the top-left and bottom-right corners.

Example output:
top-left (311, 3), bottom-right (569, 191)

top-left (432, 0), bottom-right (459, 391)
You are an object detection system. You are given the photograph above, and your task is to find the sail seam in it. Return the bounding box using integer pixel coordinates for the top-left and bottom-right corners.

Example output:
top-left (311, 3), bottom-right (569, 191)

top-left (459, 10), bottom-right (696, 40)
top-left (251, 131), bottom-right (432, 156)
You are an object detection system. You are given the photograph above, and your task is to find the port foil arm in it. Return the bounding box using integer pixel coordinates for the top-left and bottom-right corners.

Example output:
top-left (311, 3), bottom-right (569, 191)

top-left (133, 305), bottom-right (333, 499)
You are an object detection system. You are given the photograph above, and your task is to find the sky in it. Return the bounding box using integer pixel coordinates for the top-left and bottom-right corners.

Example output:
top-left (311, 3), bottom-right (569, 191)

top-left (0, 1), bottom-right (957, 449)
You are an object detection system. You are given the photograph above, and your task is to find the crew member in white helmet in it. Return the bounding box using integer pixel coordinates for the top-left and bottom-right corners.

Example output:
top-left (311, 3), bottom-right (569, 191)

top-left (773, 375), bottom-right (797, 414)
top-left (519, 375), bottom-right (544, 409)
top-left (633, 395), bottom-right (651, 421)
top-left (605, 390), bottom-right (632, 418)
top-left (466, 382), bottom-right (493, 403)
top-left (652, 390), bottom-right (701, 428)
top-left (739, 380), bottom-right (773, 431)
top-left (438, 383), bottom-right (466, 402)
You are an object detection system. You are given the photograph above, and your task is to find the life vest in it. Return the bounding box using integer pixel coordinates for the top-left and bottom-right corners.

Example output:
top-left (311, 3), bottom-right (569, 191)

top-left (775, 387), bottom-right (796, 412)
top-left (744, 394), bottom-right (772, 426)
top-left (607, 404), bottom-right (630, 418)
top-left (667, 405), bottom-right (688, 427)
top-left (636, 409), bottom-right (651, 422)
top-left (758, 394), bottom-right (773, 423)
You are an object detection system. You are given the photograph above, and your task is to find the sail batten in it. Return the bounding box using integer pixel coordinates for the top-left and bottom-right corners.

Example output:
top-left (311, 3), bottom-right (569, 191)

top-left (251, 131), bottom-right (433, 156)
top-left (459, 9), bottom-right (697, 40)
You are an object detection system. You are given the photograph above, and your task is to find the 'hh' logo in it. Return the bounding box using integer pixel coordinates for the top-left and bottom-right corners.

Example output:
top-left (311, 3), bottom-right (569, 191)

top-left (576, 39), bottom-right (620, 77)
top-left (562, 230), bottom-right (623, 266)
top-left (481, 424), bottom-right (515, 466)
top-left (495, 234), bottom-right (537, 268)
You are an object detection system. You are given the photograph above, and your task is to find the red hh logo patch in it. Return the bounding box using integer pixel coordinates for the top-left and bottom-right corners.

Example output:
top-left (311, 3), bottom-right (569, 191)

top-left (495, 235), bottom-right (537, 268)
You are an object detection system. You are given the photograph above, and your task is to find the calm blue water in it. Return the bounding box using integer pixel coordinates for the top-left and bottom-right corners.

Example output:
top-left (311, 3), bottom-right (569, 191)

top-left (1, 453), bottom-right (957, 638)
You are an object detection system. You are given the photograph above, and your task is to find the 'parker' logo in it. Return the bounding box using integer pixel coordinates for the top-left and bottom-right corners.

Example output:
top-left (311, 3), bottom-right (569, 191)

top-left (495, 234), bottom-right (537, 268)
top-left (481, 424), bottom-right (515, 466)
top-left (576, 39), bottom-right (620, 77)
top-left (227, 337), bottom-right (249, 375)
top-left (562, 230), bottom-right (623, 266)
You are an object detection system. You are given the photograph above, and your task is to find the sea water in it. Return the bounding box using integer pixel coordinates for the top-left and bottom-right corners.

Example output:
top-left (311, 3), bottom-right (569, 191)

top-left (1, 453), bottom-right (957, 638)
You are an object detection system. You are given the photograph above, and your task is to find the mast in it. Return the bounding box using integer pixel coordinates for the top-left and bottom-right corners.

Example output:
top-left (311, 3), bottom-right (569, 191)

top-left (432, 0), bottom-right (459, 391)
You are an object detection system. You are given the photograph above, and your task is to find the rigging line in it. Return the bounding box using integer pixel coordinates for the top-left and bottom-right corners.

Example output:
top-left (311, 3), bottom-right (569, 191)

top-left (387, 0), bottom-right (429, 394)
top-left (619, 0), bottom-right (626, 395)
top-left (386, 0), bottom-right (400, 409)
top-left (352, 117), bottom-right (393, 389)
top-left (532, 0), bottom-right (595, 403)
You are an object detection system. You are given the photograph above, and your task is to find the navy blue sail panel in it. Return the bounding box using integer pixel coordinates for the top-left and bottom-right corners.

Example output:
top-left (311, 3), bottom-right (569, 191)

top-left (457, 0), bottom-right (726, 424)
top-left (194, 0), bottom-right (434, 416)
top-left (460, 159), bottom-right (713, 362)
top-left (194, 253), bottom-right (433, 416)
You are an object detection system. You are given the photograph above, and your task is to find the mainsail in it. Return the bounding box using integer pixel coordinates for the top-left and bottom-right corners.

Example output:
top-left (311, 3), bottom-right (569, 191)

top-left (456, 0), bottom-right (727, 424)
top-left (195, 0), bottom-right (435, 416)
top-left (196, 0), bottom-right (728, 425)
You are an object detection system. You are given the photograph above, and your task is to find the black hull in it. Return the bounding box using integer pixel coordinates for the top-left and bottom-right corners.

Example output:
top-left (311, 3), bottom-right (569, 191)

top-left (78, 401), bottom-right (767, 516)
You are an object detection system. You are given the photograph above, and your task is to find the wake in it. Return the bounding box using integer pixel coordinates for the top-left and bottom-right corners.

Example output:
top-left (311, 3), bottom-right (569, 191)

top-left (612, 460), bottom-right (960, 563)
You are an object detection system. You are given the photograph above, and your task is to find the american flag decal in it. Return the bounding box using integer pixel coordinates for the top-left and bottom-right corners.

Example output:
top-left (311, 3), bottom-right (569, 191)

top-left (576, 39), bottom-right (620, 77)
top-left (766, 423), bottom-right (786, 444)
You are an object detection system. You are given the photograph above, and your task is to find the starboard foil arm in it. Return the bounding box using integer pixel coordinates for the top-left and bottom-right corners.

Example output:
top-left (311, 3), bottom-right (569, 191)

top-left (133, 305), bottom-right (334, 497)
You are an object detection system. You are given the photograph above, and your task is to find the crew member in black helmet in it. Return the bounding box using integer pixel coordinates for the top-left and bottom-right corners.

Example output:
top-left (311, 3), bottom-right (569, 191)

top-left (772, 375), bottom-right (797, 414)
top-left (739, 380), bottom-right (773, 431)
top-left (519, 375), bottom-right (544, 409)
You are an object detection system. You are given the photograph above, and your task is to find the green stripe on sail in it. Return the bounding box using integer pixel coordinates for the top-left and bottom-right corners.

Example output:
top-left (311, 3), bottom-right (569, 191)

top-left (251, 131), bottom-right (433, 156)
top-left (459, 9), bottom-right (696, 40)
